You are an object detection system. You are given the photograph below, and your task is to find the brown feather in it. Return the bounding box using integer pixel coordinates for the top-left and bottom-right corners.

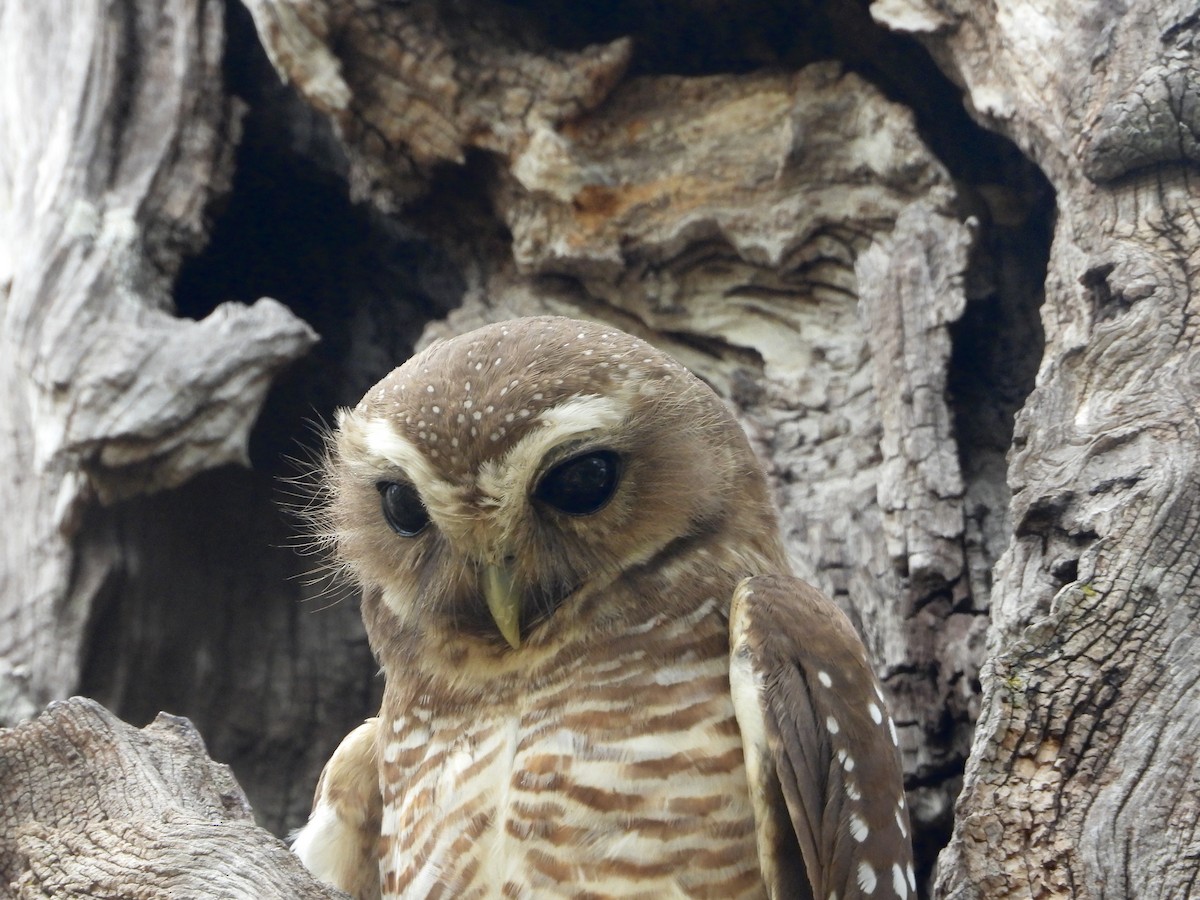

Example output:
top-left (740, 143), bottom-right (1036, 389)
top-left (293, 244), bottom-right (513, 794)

top-left (731, 575), bottom-right (914, 900)
top-left (292, 718), bottom-right (383, 900)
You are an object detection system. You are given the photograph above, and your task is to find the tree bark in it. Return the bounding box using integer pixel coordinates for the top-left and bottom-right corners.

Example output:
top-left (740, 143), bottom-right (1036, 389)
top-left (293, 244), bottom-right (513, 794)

top-left (871, 0), bottom-right (1200, 896)
top-left (0, 697), bottom-right (343, 898)
top-left (1, 0), bottom-right (1188, 896)
top-left (0, 0), bottom-right (316, 722)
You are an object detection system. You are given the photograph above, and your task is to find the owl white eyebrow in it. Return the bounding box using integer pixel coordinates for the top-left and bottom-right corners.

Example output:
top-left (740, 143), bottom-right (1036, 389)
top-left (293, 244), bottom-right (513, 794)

top-left (356, 416), bottom-right (461, 511)
top-left (476, 394), bottom-right (629, 507)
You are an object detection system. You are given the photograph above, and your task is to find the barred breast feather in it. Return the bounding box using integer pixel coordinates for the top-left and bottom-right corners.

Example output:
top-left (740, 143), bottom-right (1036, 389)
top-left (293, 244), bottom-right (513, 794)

top-left (378, 596), bottom-right (766, 900)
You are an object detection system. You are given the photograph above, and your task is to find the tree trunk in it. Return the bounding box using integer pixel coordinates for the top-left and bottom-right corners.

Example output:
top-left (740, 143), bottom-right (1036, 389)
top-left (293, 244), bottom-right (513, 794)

top-left (878, 1), bottom-right (1200, 896)
top-left (0, 0), bottom-right (1188, 896)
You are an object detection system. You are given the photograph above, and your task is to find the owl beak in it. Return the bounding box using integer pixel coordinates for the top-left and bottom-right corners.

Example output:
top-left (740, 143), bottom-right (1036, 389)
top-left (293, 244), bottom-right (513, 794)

top-left (483, 563), bottom-right (521, 649)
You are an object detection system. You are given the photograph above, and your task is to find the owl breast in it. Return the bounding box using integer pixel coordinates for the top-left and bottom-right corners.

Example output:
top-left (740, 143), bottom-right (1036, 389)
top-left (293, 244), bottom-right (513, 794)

top-left (378, 598), bottom-right (767, 900)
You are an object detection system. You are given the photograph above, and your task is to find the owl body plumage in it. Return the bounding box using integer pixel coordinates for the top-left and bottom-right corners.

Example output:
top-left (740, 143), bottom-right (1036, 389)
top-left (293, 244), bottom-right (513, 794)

top-left (379, 592), bottom-right (763, 898)
top-left (295, 317), bottom-right (914, 900)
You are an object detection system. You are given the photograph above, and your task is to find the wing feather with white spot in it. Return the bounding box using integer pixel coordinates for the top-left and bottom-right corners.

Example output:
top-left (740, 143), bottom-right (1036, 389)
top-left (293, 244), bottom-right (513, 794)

top-left (729, 575), bottom-right (914, 900)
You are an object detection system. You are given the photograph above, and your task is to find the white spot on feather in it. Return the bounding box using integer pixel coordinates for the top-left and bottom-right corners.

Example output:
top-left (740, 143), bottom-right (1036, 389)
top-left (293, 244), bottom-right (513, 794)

top-left (868, 702), bottom-right (883, 724)
top-left (849, 813), bottom-right (869, 842)
top-left (892, 863), bottom-right (908, 899)
top-left (857, 862), bottom-right (877, 894)
top-left (818, 670), bottom-right (832, 688)
top-left (826, 715), bottom-right (840, 735)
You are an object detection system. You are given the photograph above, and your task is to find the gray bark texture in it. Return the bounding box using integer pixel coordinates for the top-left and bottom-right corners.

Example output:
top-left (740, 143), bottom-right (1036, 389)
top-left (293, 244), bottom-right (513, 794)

top-left (0, 697), bottom-right (344, 898)
top-left (0, 0), bottom-right (1186, 896)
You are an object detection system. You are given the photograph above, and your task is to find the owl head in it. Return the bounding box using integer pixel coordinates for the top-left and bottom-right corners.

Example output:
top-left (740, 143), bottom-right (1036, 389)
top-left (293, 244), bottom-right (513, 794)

top-left (320, 317), bottom-right (783, 662)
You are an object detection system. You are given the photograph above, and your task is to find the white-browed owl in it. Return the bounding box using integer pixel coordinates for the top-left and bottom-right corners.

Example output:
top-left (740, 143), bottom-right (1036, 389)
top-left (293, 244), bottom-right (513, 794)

top-left (292, 316), bottom-right (913, 900)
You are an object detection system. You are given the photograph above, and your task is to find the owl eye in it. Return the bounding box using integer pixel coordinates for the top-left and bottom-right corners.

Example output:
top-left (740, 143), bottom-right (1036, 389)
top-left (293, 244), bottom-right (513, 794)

top-left (378, 481), bottom-right (430, 536)
top-left (534, 450), bottom-right (621, 516)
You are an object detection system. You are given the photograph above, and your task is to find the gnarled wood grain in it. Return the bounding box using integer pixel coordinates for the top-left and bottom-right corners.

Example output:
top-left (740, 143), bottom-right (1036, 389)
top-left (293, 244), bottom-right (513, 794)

top-left (870, 0), bottom-right (1200, 895)
top-left (0, 697), bottom-right (342, 899)
top-left (241, 0), bottom-right (631, 208)
top-left (0, 0), bottom-right (316, 726)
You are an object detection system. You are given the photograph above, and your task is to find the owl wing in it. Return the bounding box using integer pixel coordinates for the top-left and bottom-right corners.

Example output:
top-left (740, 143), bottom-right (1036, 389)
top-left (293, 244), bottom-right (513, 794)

top-left (728, 575), bottom-right (914, 900)
top-left (291, 717), bottom-right (383, 900)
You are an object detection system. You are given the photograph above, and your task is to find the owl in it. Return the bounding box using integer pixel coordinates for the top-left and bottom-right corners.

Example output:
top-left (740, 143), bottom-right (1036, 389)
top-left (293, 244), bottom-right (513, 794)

top-left (292, 316), bottom-right (913, 899)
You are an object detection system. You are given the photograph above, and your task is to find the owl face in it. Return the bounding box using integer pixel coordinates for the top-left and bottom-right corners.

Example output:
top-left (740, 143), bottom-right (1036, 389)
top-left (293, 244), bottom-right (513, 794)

top-left (324, 317), bottom-right (778, 657)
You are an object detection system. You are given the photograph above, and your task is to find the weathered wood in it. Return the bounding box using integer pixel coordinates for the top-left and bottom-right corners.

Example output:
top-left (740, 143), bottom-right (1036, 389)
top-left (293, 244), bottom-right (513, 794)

top-left (0, 0), bottom-right (316, 723)
top-left (0, 697), bottom-right (343, 899)
top-left (867, 0), bottom-right (1200, 896)
top-left (0, 0), bottom-right (368, 844)
top-left (241, 0), bottom-right (632, 209)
